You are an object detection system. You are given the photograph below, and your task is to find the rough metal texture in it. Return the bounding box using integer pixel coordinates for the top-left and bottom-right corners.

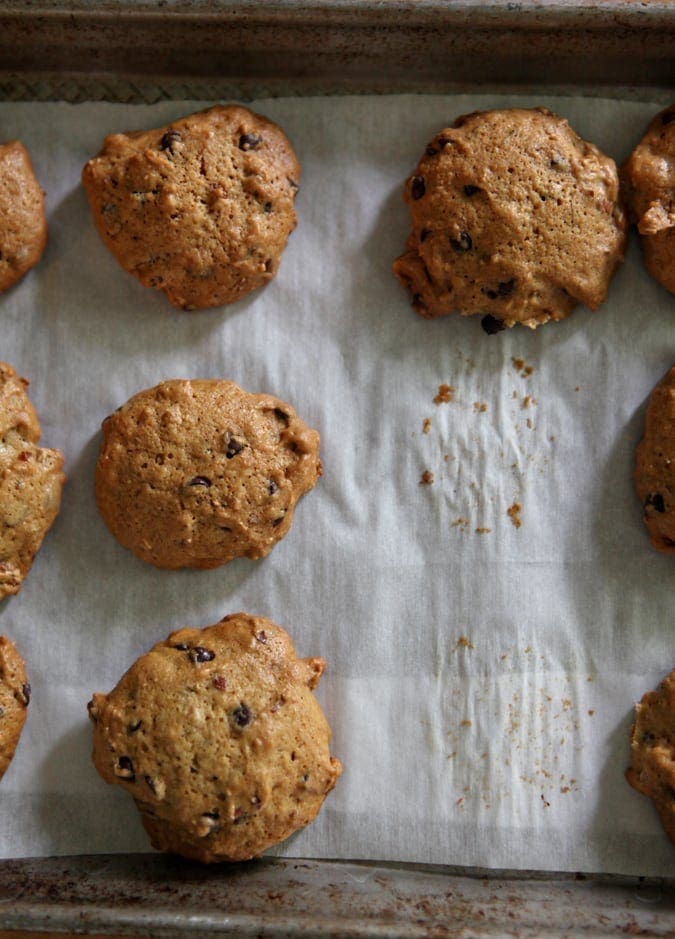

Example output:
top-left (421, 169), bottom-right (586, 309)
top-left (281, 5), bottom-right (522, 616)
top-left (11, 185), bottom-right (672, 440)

top-left (0, 1), bottom-right (672, 102)
top-left (0, 854), bottom-right (673, 937)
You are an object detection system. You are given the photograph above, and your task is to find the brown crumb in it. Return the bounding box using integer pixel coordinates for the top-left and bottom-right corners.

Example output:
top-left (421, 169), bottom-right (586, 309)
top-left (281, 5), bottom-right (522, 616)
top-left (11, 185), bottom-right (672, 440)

top-left (433, 383), bottom-right (454, 404)
top-left (419, 470), bottom-right (434, 486)
top-left (475, 527), bottom-right (492, 534)
top-left (451, 517), bottom-right (468, 530)
top-left (560, 786), bottom-right (570, 794)
top-left (588, 709), bottom-right (595, 717)
top-left (512, 356), bottom-right (534, 378)
top-left (473, 401), bottom-right (488, 413)
top-left (541, 794), bottom-right (551, 808)
top-left (522, 395), bottom-right (537, 409)
top-left (422, 417), bottom-right (432, 434)
top-left (457, 635), bottom-right (474, 650)
top-left (460, 719), bottom-right (472, 727)
top-left (574, 386), bottom-right (580, 392)
top-left (456, 797), bottom-right (464, 806)
top-left (507, 502), bottom-right (522, 529)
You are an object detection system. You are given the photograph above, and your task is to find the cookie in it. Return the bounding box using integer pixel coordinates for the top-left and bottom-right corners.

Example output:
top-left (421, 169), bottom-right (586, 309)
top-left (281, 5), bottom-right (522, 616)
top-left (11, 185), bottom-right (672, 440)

top-left (393, 107), bottom-right (627, 330)
top-left (88, 613), bottom-right (342, 863)
top-left (0, 141), bottom-right (47, 293)
top-left (0, 363), bottom-right (65, 598)
top-left (95, 379), bottom-right (321, 569)
top-left (627, 669), bottom-right (675, 844)
top-left (635, 365), bottom-right (675, 554)
top-left (0, 636), bottom-right (30, 781)
top-left (81, 105), bottom-right (300, 310)
top-left (622, 104), bottom-right (675, 295)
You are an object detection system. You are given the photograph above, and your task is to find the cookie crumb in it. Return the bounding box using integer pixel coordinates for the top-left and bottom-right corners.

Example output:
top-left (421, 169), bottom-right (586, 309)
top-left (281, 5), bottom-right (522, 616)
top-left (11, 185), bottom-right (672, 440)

top-left (451, 517), bottom-right (468, 531)
top-left (522, 395), bottom-right (536, 409)
top-left (419, 470), bottom-right (434, 486)
top-left (422, 417), bottom-right (432, 434)
top-left (433, 384), bottom-right (454, 404)
top-left (507, 502), bottom-right (522, 528)
top-left (475, 527), bottom-right (492, 534)
top-left (457, 635), bottom-right (474, 649)
top-left (473, 401), bottom-right (487, 413)
top-left (460, 719), bottom-right (472, 728)
top-left (512, 357), bottom-right (534, 378)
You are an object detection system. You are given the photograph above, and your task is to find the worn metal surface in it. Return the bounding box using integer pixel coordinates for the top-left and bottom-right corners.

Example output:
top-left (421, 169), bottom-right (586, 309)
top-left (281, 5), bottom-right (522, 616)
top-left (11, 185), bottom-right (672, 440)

top-left (0, 1), bottom-right (672, 102)
top-left (0, 854), bottom-right (673, 937)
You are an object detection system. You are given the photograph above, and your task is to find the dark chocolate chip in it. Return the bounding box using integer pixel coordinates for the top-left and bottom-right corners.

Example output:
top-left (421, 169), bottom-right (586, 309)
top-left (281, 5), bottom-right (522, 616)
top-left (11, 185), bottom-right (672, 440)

top-left (255, 630), bottom-right (267, 643)
top-left (498, 278), bottom-right (516, 297)
top-left (463, 185), bottom-right (480, 196)
top-left (20, 683), bottom-right (31, 706)
top-left (481, 314), bottom-right (506, 335)
top-left (425, 143), bottom-right (438, 156)
top-left (485, 289), bottom-right (498, 300)
top-left (160, 130), bottom-right (182, 151)
top-left (268, 480), bottom-right (278, 495)
top-left (127, 720), bottom-right (142, 734)
top-left (411, 176), bottom-right (426, 200)
top-left (436, 135), bottom-right (452, 148)
top-left (645, 493), bottom-right (666, 513)
top-left (287, 177), bottom-right (300, 192)
top-left (188, 476), bottom-right (211, 487)
top-left (116, 756), bottom-right (135, 780)
top-left (420, 228), bottom-right (431, 243)
top-left (451, 232), bottom-right (472, 252)
top-left (190, 646), bottom-right (216, 663)
top-left (231, 704), bottom-right (253, 728)
top-left (274, 408), bottom-right (289, 423)
top-left (144, 775), bottom-right (156, 794)
top-left (203, 810), bottom-right (220, 819)
top-left (662, 111), bottom-right (675, 126)
top-left (272, 516), bottom-right (285, 527)
top-left (239, 132), bottom-right (262, 151)
top-left (642, 731), bottom-right (656, 743)
top-left (225, 435), bottom-right (244, 459)
top-left (171, 642), bottom-right (191, 652)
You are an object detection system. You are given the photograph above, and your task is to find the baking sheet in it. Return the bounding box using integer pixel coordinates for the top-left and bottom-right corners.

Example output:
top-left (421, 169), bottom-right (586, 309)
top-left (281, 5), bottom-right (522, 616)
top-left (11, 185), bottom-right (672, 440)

top-left (0, 93), bottom-right (673, 877)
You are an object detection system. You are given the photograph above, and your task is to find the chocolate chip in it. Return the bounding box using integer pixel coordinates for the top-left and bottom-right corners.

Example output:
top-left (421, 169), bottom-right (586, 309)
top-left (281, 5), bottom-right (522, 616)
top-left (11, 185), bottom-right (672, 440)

top-left (463, 185), bottom-right (480, 196)
top-left (272, 516), bottom-right (285, 527)
top-left (225, 435), bottom-right (244, 459)
top-left (231, 704), bottom-right (253, 728)
top-left (190, 646), bottom-right (215, 663)
top-left (239, 132), bottom-right (262, 151)
top-left (420, 228), bottom-right (431, 243)
top-left (274, 408), bottom-right (289, 423)
top-left (425, 144), bottom-right (438, 157)
top-left (645, 493), bottom-right (666, 513)
top-left (87, 699), bottom-right (97, 722)
top-left (203, 810), bottom-right (220, 820)
top-left (451, 232), bottom-right (472, 252)
top-left (20, 683), bottom-right (31, 706)
top-left (642, 731), bottom-right (656, 743)
top-left (263, 202), bottom-right (272, 214)
top-left (436, 135), bottom-right (452, 149)
top-left (160, 130), bottom-right (182, 151)
top-left (485, 289), bottom-right (498, 300)
top-left (287, 177), bottom-right (300, 193)
top-left (115, 756), bottom-right (135, 780)
top-left (127, 720), bottom-right (142, 734)
top-left (256, 630), bottom-right (267, 643)
top-left (171, 642), bottom-right (191, 652)
top-left (188, 476), bottom-right (211, 487)
top-left (481, 314), bottom-right (506, 335)
top-left (268, 480), bottom-right (278, 495)
top-left (411, 176), bottom-right (426, 200)
top-left (144, 775), bottom-right (156, 794)
top-left (498, 278), bottom-right (516, 297)
top-left (662, 111), bottom-right (675, 126)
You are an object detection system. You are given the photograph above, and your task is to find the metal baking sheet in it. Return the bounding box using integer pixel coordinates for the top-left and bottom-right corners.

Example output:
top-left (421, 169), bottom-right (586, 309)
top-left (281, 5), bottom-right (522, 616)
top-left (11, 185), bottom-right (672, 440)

top-left (0, 2), bottom-right (674, 936)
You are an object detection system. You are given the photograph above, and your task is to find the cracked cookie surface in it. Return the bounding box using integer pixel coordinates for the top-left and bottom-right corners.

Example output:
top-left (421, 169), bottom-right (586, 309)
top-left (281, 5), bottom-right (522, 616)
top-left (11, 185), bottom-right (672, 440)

top-left (393, 107), bottom-right (626, 330)
top-left (0, 141), bottom-right (47, 293)
top-left (95, 379), bottom-right (321, 569)
top-left (0, 363), bottom-right (65, 598)
top-left (635, 365), bottom-right (675, 554)
top-left (0, 636), bottom-right (30, 781)
top-left (622, 104), bottom-right (675, 295)
top-left (82, 105), bottom-right (300, 310)
top-left (88, 613), bottom-right (342, 863)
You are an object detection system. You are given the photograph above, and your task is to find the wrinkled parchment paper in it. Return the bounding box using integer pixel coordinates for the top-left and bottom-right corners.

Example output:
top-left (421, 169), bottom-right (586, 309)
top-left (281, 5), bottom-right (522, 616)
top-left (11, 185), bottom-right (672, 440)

top-left (1, 94), bottom-right (673, 877)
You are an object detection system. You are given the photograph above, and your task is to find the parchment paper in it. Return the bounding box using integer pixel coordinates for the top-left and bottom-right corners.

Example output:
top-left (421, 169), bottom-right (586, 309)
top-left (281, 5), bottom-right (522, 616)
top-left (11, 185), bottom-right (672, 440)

top-left (0, 94), bottom-right (673, 877)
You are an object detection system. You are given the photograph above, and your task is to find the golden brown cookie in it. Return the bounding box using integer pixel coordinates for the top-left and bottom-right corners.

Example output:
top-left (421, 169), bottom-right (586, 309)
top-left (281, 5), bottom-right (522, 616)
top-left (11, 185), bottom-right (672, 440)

top-left (0, 636), bottom-right (30, 781)
top-left (635, 365), bottom-right (675, 554)
top-left (393, 107), bottom-right (627, 331)
top-left (627, 669), bottom-right (675, 844)
top-left (622, 104), bottom-right (675, 295)
top-left (95, 379), bottom-right (321, 569)
top-left (0, 141), bottom-right (47, 293)
top-left (0, 363), bottom-right (65, 598)
top-left (81, 105), bottom-right (300, 310)
top-left (88, 613), bottom-right (342, 863)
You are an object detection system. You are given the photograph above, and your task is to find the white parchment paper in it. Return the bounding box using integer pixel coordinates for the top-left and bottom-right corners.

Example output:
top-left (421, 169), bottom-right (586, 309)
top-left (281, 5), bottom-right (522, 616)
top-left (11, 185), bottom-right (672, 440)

top-left (0, 94), bottom-right (673, 877)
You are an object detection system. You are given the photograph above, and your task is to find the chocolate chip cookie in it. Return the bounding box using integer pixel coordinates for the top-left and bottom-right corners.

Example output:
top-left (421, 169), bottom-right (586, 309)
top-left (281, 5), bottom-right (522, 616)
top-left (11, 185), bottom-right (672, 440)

top-left (393, 107), bottom-right (627, 330)
top-left (0, 141), bottom-right (47, 293)
top-left (635, 365), bottom-right (675, 554)
top-left (0, 363), bottom-right (65, 598)
top-left (81, 105), bottom-right (300, 310)
top-left (95, 379), bottom-right (321, 569)
top-left (88, 613), bottom-right (342, 863)
top-left (622, 104), bottom-right (675, 295)
top-left (0, 636), bottom-right (30, 781)
top-left (627, 668), bottom-right (675, 844)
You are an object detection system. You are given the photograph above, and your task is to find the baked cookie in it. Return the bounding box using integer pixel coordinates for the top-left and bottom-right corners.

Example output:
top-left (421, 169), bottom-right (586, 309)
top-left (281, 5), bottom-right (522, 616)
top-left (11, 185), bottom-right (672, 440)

top-left (0, 141), bottom-right (47, 293)
top-left (393, 107), bottom-right (627, 330)
top-left (0, 363), bottom-right (65, 598)
top-left (622, 104), bottom-right (675, 295)
top-left (88, 613), bottom-right (342, 863)
top-left (627, 669), bottom-right (675, 844)
top-left (0, 636), bottom-right (30, 781)
top-left (95, 379), bottom-right (321, 569)
top-left (81, 105), bottom-right (300, 310)
top-left (635, 365), bottom-right (675, 554)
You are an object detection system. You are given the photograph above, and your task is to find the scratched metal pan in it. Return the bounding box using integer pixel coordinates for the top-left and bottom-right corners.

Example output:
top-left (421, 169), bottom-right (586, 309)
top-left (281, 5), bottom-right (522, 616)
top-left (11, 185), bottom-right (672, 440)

top-left (0, 2), bottom-right (674, 936)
